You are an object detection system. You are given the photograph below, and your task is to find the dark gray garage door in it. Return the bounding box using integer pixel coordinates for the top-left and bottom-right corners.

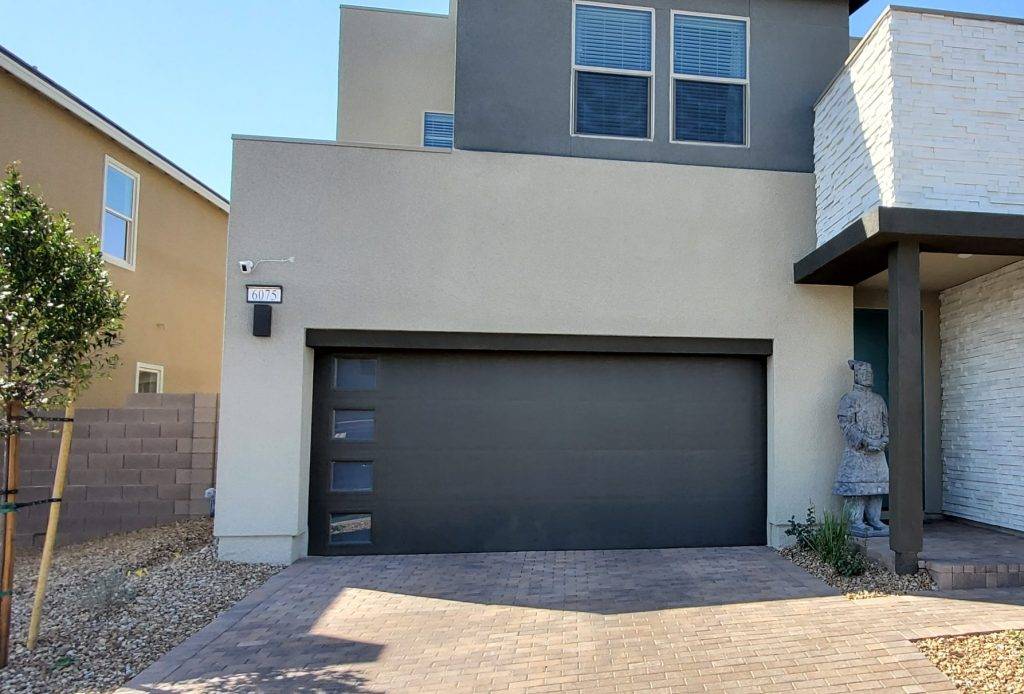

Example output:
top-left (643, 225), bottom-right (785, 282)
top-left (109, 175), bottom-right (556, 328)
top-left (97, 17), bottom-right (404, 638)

top-left (309, 342), bottom-right (767, 555)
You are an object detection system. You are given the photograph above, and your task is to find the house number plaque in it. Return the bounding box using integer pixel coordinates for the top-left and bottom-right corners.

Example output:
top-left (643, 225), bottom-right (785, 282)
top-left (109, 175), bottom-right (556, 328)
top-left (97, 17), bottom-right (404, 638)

top-left (246, 285), bottom-right (283, 304)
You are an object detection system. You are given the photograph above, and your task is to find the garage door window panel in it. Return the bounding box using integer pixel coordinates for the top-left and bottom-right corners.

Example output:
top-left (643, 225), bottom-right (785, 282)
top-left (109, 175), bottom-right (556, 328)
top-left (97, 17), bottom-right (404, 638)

top-left (333, 409), bottom-right (376, 441)
top-left (329, 513), bottom-right (373, 545)
top-left (335, 357), bottom-right (378, 391)
top-left (331, 461), bottom-right (374, 492)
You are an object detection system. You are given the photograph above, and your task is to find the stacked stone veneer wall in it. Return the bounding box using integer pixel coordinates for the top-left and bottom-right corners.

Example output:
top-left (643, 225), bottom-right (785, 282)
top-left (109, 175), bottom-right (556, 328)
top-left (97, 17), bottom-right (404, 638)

top-left (815, 9), bottom-right (1024, 245)
top-left (814, 12), bottom-right (895, 245)
top-left (15, 393), bottom-right (217, 547)
top-left (940, 260), bottom-right (1024, 531)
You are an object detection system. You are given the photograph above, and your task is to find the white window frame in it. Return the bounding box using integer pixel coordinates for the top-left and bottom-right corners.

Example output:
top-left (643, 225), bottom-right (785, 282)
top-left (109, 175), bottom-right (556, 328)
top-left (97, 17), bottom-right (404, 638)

top-left (135, 362), bottom-right (164, 394)
top-left (570, 0), bottom-right (656, 142)
top-left (101, 155), bottom-right (140, 270)
top-left (669, 10), bottom-right (750, 148)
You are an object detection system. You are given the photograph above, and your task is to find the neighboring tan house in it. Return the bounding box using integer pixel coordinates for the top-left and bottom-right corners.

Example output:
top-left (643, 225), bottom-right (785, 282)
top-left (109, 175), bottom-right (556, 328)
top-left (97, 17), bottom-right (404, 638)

top-left (0, 45), bottom-right (229, 408)
top-left (216, 0), bottom-right (1024, 574)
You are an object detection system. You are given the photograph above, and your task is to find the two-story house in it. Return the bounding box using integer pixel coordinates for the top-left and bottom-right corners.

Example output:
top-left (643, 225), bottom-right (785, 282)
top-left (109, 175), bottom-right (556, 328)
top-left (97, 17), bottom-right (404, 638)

top-left (0, 46), bottom-right (229, 407)
top-left (216, 0), bottom-right (1024, 574)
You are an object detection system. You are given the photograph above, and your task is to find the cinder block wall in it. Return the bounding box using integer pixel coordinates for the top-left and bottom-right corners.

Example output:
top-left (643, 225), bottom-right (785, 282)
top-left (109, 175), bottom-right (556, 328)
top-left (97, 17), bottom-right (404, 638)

top-left (940, 260), bottom-right (1024, 532)
top-left (15, 393), bottom-right (217, 547)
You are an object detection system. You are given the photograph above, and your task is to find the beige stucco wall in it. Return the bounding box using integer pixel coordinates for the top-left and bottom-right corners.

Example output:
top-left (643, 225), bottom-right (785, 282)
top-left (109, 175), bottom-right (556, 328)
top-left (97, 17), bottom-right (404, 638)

top-left (217, 136), bottom-right (853, 564)
top-left (337, 3), bottom-right (456, 146)
top-left (0, 70), bottom-right (228, 407)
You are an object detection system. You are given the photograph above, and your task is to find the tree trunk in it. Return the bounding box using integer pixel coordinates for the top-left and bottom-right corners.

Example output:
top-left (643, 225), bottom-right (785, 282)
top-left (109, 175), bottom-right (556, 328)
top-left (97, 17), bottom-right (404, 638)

top-left (0, 400), bottom-right (22, 667)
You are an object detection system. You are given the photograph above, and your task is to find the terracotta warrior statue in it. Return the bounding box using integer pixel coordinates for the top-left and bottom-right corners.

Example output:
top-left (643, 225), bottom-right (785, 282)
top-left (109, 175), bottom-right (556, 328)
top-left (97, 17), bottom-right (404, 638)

top-left (835, 360), bottom-right (890, 537)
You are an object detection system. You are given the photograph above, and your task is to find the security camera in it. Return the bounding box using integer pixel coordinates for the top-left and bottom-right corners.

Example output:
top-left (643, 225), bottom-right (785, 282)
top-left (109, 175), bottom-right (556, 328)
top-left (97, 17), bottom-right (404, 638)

top-left (238, 260), bottom-right (255, 274)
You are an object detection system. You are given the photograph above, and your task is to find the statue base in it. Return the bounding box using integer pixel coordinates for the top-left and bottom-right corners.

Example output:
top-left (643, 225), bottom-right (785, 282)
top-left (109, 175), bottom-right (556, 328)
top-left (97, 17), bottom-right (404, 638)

top-left (849, 525), bottom-right (889, 538)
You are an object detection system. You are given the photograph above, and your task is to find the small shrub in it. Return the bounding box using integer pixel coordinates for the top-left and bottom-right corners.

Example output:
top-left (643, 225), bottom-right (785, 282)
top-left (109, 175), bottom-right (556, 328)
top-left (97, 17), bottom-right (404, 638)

top-left (80, 567), bottom-right (137, 614)
top-left (810, 509), bottom-right (866, 577)
top-left (785, 503), bottom-right (818, 549)
top-left (788, 504), bottom-right (866, 577)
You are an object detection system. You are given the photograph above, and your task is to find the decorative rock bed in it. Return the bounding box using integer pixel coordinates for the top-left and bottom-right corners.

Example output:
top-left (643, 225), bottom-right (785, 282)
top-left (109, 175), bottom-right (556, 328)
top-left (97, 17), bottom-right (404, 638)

top-left (780, 545), bottom-right (936, 598)
top-left (918, 630), bottom-right (1024, 693)
top-left (0, 519), bottom-right (280, 693)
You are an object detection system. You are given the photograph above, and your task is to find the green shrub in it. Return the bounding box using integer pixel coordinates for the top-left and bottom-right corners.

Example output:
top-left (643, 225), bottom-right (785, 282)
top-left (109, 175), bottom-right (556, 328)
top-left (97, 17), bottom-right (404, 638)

top-left (785, 503), bottom-right (818, 549)
top-left (0, 163), bottom-right (126, 414)
top-left (810, 509), bottom-right (866, 577)
top-left (788, 504), bottom-right (866, 577)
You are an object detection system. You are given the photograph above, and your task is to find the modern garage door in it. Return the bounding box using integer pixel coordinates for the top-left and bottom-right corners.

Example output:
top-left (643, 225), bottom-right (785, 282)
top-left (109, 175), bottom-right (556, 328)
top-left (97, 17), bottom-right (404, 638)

top-left (308, 336), bottom-right (767, 555)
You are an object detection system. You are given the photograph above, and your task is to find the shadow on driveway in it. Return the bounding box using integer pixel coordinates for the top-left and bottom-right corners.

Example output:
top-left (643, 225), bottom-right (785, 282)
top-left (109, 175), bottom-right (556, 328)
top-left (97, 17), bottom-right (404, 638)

top-left (121, 546), bottom-right (842, 693)
top-left (290, 546), bottom-right (837, 615)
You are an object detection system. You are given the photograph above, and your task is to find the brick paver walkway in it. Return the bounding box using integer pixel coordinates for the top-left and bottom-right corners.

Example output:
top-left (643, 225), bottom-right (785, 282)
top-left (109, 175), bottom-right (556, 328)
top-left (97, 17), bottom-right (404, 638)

top-left (120, 547), bottom-right (1024, 693)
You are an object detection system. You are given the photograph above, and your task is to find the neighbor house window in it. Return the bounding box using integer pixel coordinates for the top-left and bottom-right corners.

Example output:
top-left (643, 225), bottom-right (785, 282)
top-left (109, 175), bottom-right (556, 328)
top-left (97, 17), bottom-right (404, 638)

top-left (101, 156), bottom-right (139, 268)
top-left (672, 12), bottom-right (748, 145)
top-left (423, 112), bottom-right (454, 148)
top-left (572, 2), bottom-right (654, 139)
top-left (135, 362), bottom-right (164, 394)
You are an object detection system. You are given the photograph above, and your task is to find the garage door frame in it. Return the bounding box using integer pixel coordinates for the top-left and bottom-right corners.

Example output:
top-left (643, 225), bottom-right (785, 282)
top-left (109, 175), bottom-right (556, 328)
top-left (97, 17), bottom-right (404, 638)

top-left (307, 329), bottom-right (772, 357)
top-left (306, 330), bottom-right (772, 556)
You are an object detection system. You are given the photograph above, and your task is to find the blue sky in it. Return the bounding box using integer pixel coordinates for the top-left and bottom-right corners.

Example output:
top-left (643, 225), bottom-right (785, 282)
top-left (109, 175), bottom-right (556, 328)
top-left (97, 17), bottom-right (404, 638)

top-left (1, 0), bottom-right (1021, 199)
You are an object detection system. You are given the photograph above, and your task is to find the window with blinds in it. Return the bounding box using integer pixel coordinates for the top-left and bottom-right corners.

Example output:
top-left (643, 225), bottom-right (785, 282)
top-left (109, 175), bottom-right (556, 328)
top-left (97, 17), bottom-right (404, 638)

top-left (672, 12), bottom-right (748, 145)
top-left (423, 112), bottom-right (455, 148)
top-left (572, 2), bottom-right (654, 139)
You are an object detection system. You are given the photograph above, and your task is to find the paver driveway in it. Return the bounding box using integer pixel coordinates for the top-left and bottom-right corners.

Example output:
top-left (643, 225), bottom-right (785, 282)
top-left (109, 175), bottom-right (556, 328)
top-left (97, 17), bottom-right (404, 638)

top-left (122, 547), bottom-right (1024, 693)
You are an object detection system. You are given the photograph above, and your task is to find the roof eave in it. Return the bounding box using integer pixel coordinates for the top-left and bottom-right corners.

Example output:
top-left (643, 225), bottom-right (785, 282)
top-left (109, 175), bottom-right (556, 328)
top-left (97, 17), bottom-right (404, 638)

top-left (0, 45), bottom-right (229, 213)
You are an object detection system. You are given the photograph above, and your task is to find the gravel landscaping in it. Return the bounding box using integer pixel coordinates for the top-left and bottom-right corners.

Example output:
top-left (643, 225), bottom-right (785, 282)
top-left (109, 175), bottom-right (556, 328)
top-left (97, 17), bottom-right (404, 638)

top-left (918, 630), bottom-right (1024, 693)
top-left (0, 518), bottom-right (281, 693)
top-left (780, 545), bottom-right (936, 598)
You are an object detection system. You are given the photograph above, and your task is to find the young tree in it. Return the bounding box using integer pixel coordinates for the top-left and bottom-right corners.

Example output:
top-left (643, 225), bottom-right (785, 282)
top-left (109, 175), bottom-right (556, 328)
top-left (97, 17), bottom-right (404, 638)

top-left (0, 163), bottom-right (126, 665)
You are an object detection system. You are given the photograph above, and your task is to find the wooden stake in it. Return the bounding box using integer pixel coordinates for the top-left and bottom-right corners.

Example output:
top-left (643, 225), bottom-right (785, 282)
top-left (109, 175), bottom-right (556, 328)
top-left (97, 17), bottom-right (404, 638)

top-left (26, 402), bottom-right (74, 650)
top-left (0, 401), bottom-right (22, 668)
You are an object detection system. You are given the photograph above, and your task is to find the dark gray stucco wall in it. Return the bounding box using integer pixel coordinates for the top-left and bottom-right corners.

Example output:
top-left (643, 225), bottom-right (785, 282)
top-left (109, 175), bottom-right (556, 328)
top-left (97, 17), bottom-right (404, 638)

top-left (454, 0), bottom-right (850, 172)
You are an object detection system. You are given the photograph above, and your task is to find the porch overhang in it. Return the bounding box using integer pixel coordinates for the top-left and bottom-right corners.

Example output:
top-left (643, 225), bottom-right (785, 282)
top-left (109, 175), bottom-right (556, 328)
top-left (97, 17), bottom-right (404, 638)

top-left (794, 207), bottom-right (1024, 287)
top-left (795, 205), bottom-right (1024, 573)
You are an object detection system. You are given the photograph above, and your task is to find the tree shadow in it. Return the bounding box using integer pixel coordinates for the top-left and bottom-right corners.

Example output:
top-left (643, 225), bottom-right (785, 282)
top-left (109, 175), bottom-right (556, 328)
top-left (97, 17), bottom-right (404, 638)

top-left (132, 666), bottom-right (378, 693)
top-left (124, 635), bottom-right (384, 693)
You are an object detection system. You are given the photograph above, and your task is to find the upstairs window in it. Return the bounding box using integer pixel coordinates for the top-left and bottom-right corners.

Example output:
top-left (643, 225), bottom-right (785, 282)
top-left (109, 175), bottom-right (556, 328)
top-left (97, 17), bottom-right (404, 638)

top-left (423, 112), bottom-right (454, 148)
top-left (672, 12), bottom-right (748, 146)
top-left (572, 2), bottom-right (654, 140)
top-left (102, 156), bottom-right (139, 268)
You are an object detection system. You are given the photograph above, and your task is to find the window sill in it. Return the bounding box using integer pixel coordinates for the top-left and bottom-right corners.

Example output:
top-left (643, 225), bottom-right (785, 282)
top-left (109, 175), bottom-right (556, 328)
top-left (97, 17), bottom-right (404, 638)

top-left (669, 139), bottom-right (750, 149)
top-left (103, 253), bottom-right (136, 272)
top-left (571, 132), bottom-right (654, 143)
